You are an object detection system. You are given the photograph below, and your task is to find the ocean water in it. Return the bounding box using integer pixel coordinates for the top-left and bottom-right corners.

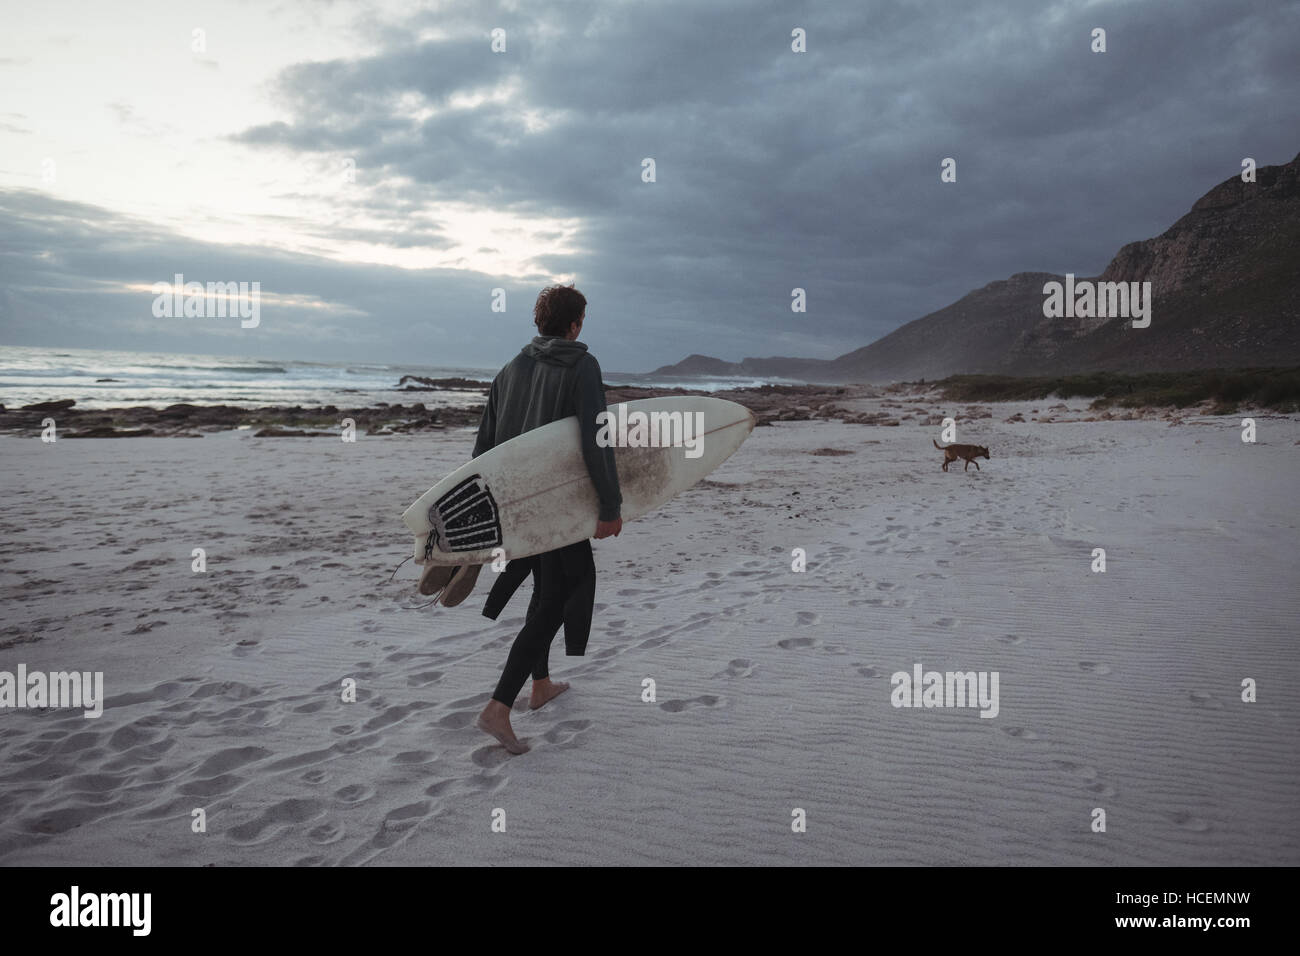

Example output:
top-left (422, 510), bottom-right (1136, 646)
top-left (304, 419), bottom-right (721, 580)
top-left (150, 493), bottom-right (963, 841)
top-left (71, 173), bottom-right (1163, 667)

top-left (0, 345), bottom-right (790, 410)
top-left (0, 345), bottom-right (497, 411)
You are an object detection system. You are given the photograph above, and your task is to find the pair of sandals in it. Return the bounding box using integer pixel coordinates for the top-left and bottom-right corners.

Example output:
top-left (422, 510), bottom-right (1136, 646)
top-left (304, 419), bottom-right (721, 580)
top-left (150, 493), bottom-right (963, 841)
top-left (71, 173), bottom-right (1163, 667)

top-left (418, 563), bottom-right (482, 606)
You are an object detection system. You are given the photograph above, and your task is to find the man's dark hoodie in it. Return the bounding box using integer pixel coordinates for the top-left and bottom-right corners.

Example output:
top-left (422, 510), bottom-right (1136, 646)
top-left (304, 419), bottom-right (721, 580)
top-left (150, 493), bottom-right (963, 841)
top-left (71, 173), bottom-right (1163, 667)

top-left (472, 335), bottom-right (621, 521)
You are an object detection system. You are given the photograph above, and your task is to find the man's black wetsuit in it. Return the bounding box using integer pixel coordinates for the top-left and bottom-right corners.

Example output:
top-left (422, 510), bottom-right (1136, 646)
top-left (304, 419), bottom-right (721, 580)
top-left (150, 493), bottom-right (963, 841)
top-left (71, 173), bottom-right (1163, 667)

top-left (472, 335), bottom-right (622, 706)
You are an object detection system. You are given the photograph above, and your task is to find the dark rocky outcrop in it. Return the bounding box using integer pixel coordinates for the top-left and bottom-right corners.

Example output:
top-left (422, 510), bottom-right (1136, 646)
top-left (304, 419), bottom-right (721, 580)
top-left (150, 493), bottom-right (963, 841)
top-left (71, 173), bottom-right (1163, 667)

top-left (397, 375), bottom-right (490, 391)
top-left (64, 427), bottom-right (156, 438)
top-left (0, 401), bottom-right (486, 438)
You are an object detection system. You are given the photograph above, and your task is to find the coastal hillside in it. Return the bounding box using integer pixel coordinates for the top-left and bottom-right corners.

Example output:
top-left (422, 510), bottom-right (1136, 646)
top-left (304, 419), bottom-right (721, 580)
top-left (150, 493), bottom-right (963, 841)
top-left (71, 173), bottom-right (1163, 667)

top-left (654, 152), bottom-right (1300, 383)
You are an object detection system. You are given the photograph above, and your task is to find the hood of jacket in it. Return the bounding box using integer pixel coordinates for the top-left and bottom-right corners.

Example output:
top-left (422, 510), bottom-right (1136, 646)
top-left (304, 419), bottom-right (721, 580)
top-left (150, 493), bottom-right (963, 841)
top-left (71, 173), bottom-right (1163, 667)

top-left (522, 335), bottom-right (589, 367)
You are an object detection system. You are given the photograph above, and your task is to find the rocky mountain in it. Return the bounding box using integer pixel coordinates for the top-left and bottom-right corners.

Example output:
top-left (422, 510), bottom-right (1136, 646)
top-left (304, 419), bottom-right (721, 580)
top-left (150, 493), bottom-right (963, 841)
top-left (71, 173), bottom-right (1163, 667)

top-left (653, 153), bottom-right (1300, 382)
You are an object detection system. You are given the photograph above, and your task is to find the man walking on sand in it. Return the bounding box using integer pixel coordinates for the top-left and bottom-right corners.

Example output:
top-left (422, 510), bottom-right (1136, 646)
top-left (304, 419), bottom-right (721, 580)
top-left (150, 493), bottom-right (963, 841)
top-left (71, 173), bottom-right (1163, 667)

top-left (468, 285), bottom-right (622, 754)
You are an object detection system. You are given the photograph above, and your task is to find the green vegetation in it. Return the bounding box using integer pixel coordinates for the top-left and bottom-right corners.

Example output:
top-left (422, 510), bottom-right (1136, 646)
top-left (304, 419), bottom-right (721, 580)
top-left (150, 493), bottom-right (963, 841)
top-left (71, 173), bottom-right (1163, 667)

top-left (932, 367), bottom-right (1300, 413)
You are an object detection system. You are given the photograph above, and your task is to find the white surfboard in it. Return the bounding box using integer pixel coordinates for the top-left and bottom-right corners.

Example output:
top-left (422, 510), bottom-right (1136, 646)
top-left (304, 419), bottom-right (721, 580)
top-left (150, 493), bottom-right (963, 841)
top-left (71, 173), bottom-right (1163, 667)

top-left (403, 396), bottom-right (755, 565)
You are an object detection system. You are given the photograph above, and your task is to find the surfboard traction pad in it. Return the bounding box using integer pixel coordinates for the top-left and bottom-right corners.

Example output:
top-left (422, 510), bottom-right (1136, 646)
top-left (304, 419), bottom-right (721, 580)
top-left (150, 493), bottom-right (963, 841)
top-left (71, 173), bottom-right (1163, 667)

top-left (420, 475), bottom-right (503, 561)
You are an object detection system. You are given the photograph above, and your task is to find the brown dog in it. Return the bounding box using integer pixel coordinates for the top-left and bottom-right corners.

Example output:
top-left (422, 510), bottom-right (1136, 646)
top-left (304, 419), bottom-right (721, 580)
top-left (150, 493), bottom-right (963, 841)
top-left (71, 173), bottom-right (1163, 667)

top-left (933, 439), bottom-right (990, 471)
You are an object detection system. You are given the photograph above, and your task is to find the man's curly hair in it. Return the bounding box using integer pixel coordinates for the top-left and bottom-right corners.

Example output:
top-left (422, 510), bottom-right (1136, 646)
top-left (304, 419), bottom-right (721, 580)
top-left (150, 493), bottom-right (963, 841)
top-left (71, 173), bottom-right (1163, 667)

top-left (533, 284), bottom-right (587, 337)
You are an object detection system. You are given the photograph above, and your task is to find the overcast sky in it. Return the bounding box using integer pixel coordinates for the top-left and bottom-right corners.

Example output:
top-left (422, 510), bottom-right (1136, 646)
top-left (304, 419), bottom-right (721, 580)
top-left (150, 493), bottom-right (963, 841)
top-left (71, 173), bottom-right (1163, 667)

top-left (1, 0), bottom-right (1297, 373)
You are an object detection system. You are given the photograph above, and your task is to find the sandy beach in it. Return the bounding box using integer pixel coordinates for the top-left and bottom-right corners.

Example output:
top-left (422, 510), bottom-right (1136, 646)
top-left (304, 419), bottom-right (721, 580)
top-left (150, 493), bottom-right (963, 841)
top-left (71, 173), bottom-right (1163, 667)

top-left (1, 395), bottom-right (1296, 866)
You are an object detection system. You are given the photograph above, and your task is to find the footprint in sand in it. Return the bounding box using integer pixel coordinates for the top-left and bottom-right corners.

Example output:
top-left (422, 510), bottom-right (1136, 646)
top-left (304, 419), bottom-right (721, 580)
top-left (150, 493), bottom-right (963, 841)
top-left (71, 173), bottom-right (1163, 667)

top-left (998, 634), bottom-right (1025, 645)
top-left (471, 746), bottom-right (515, 768)
top-left (385, 650), bottom-right (444, 664)
top-left (1078, 661), bottom-right (1111, 675)
top-left (406, 670), bottom-right (444, 688)
top-left (934, 617), bottom-right (958, 629)
top-left (227, 798), bottom-right (326, 845)
top-left (659, 695), bottom-right (722, 713)
top-left (334, 783), bottom-right (374, 804)
top-left (542, 719), bottom-right (592, 748)
top-left (1165, 810), bottom-right (1211, 832)
top-left (25, 801), bottom-right (127, 836)
top-left (860, 593), bottom-right (915, 608)
top-left (795, 611), bottom-right (820, 626)
top-left (852, 664), bottom-right (882, 678)
top-left (436, 711), bottom-right (476, 730)
top-left (365, 801), bottom-right (433, 851)
top-left (381, 802), bottom-right (428, 829)
top-left (178, 773), bottom-right (246, 798)
top-left (777, 636), bottom-right (817, 650)
top-left (362, 702), bottom-right (432, 733)
top-left (1189, 690), bottom-right (1224, 710)
top-left (308, 820), bottom-right (345, 845)
top-left (714, 658), bottom-right (755, 679)
top-left (108, 722), bottom-right (167, 750)
top-left (459, 771), bottom-right (507, 795)
top-left (1053, 760), bottom-right (1116, 797)
top-left (334, 733), bottom-right (382, 756)
top-left (446, 693), bottom-right (491, 710)
top-left (193, 746), bottom-right (273, 776)
top-left (1001, 726), bottom-right (1040, 740)
top-left (389, 751), bottom-right (438, 767)
top-left (679, 614), bottom-right (715, 633)
top-left (425, 779), bottom-right (458, 797)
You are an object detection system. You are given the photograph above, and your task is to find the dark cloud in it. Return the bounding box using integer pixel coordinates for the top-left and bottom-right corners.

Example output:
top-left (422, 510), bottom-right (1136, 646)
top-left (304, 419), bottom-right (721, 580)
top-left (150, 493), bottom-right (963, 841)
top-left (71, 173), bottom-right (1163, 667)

top-left (5, 0), bottom-right (1299, 371)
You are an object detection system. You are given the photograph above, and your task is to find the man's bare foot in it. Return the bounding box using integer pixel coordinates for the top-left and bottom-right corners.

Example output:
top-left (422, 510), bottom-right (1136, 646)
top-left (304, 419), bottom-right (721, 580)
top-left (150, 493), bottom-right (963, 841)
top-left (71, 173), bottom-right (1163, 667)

top-left (476, 701), bottom-right (528, 754)
top-left (529, 678), bottom-right (570, 711)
